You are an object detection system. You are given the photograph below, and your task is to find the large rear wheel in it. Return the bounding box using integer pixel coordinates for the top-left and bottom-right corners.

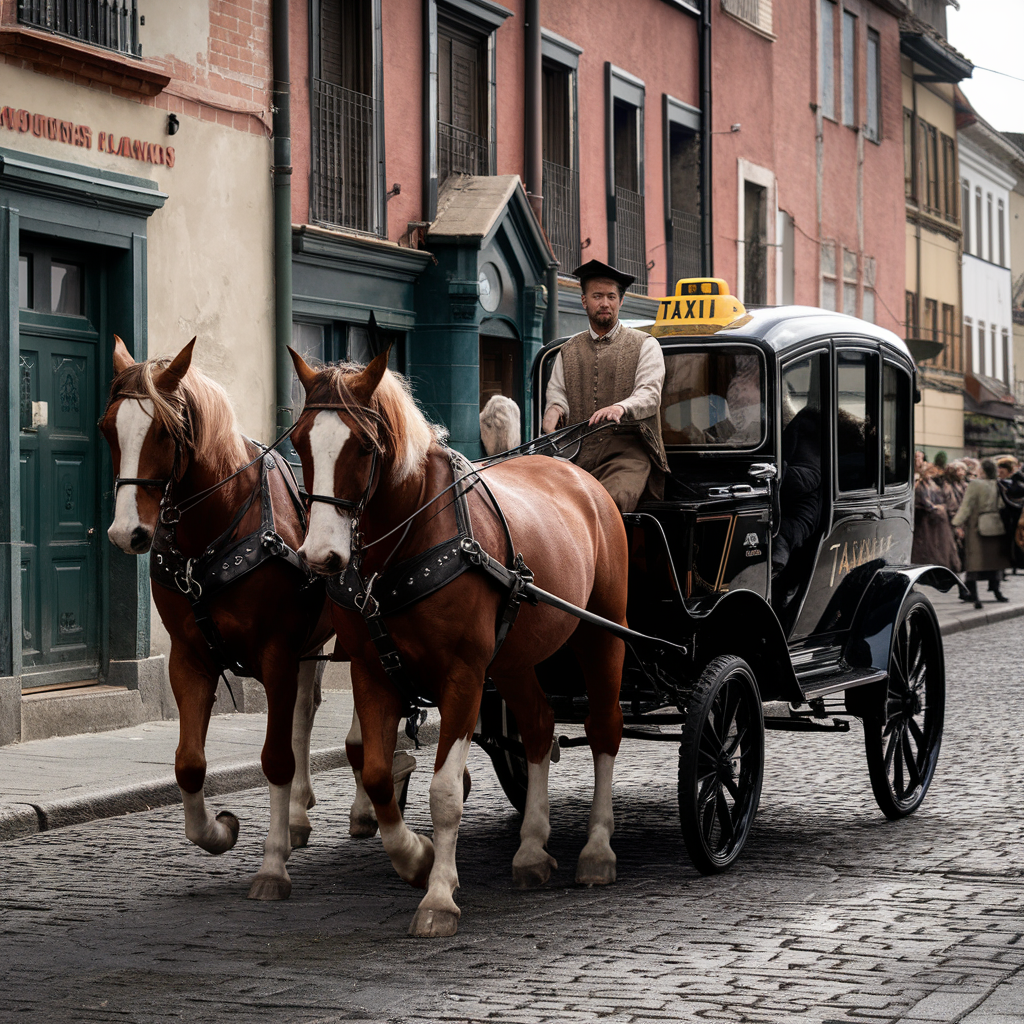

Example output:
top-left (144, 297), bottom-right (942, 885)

top-left (476, 688), bottom-right (529, 813)
top-left (863, 593), bottom-right (944, 819)
top-left (678, 655), bottom-right (764, 874)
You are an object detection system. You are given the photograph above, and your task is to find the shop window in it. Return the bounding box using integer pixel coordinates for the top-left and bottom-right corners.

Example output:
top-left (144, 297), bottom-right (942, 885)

top-left (19, 245), bottom-right (83, 316)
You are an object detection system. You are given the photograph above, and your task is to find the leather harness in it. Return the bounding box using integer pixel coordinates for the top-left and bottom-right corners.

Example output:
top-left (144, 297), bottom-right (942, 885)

top-left (309, 446), bottom-right (537, 719)
top-left (137, 442), bottom-right (318, 682)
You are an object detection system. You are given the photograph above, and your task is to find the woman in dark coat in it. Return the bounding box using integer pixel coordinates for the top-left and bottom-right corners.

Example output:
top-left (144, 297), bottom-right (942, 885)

top-left (952, 458), bottom-right (1011, 607)
top-left (912, 464), bottom-right (961, 573)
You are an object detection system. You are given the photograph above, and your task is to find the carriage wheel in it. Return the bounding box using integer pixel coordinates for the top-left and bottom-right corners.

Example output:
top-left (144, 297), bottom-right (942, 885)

top-left (477, 689), bottom-right (529, 813)
top-left (678, 655), bottom-right (764, 875)
top-left (863, 593), bottom-right (944, 820)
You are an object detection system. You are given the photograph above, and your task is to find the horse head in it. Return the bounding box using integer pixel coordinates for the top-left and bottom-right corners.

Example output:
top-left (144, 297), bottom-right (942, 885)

top-left (100, 336), bottom-right (196, 553)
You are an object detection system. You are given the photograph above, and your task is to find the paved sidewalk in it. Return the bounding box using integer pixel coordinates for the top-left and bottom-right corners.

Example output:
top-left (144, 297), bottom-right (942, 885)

top-left (1, 573), bottom-right (1021, 845)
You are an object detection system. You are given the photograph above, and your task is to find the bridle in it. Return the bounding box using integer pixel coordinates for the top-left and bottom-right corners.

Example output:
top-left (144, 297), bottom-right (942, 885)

top-left (296, 403), bottom-right (385, 522)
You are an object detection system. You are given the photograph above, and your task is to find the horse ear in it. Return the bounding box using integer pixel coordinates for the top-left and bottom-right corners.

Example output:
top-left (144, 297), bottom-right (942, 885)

top-left (112, 335), bottom-right (135, 374)
top-left (288, 346), bottom-right (319, 395)
top-left (349, 345), bottom-right (392, 402)
top-left (154, 337), bottom-right (196, 393)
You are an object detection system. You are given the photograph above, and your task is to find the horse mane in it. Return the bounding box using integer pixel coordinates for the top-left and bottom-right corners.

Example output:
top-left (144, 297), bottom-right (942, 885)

top-left (108, 357), bottom-right (248, 479)
top-left (306, 361), bottom-right (444, 483)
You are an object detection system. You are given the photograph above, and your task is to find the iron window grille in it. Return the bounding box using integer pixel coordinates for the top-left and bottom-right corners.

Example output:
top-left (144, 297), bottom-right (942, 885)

top-left (17, 0), bottom-right (141, 57)
top-left (542, 160), bottom-right (580, 272)
top-left (438, 121), bottom-right (488, 183)
top-left (310, 78), bottom-right (378, 233)
top-left (615, 185), bottom-right (648, 295)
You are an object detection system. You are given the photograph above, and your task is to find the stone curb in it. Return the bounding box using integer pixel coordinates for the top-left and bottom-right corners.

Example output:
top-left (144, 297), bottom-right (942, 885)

top-left (0, 717), bottom-right (440, 843)
top-left (936, 599), bottom-right (1024, 636)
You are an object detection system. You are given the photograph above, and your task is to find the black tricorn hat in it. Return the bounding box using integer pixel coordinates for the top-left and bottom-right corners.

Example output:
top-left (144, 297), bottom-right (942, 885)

top-left (572, 259), bottom-right (635, 293)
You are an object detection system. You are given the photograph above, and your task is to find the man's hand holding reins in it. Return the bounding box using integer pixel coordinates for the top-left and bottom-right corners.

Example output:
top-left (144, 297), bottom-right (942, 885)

top-left (589, 404), bottom-right (625, 426)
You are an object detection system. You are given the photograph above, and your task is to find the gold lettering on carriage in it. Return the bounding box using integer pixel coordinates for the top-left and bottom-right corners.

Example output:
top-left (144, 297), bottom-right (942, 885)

top-left (827, 533), bottom-right (895, 588)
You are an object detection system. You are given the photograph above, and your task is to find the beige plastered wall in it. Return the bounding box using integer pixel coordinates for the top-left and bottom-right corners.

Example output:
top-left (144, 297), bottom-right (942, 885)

top-left (1010, 189), bottom-right (1024, 398)
top-left (1, 70), bottom-right (275, 661)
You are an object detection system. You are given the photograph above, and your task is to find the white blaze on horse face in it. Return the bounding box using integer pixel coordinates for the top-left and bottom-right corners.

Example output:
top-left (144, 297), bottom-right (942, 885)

top-left (107, 398), bottom-right (156, 553)
top-left (300, 411), bottom-right (354, 570)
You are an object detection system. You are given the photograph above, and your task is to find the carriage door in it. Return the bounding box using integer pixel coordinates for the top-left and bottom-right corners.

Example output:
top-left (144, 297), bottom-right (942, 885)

top-left (18, 243), bottom-right (101, 686)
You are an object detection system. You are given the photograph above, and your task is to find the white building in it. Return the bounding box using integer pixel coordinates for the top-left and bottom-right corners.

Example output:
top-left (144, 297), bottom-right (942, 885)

top-left (958, 109), bottom-right (1022, 455)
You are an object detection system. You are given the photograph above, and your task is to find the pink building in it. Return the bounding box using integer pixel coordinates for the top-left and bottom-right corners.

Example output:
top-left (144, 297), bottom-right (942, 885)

top-left (285, 0), bottom-right (705, 452)
top-left (709, 0), bottom-right (904, 337)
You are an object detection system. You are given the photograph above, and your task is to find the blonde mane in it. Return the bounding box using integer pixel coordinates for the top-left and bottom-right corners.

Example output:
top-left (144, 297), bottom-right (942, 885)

top-left (108, 357), bottom-right (248, 479)
top-left (307, 361), bottom-right (443, 483)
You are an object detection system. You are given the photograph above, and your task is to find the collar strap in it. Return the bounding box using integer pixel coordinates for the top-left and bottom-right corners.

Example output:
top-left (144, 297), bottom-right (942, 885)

top-left (115, 476), bottom-right (169, 491)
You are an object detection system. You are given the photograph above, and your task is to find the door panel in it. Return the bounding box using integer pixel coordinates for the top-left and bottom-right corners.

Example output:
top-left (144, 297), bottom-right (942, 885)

top-left (19, 327), bottom-right (100, 678)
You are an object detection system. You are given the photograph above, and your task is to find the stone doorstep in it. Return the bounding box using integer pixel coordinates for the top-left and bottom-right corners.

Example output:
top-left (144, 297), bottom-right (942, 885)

top-left (20, 684), bottom-right (158, 744)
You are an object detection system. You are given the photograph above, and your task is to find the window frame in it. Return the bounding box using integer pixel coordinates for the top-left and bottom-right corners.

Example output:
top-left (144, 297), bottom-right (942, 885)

top-left (881, 359), bottom-right (912, 493)
top-left (663, 94), bottom-right (704, 289)
top-left (833, 343), bottom-right (881, 498)
top-left (606, 62), bottom-right (647, 293)
top-left (841, 9), bottom-right (857, 129)
top-left (820, 0), bottom-right (837, 121)
top-left (865, 28), bottom-right (881, 142)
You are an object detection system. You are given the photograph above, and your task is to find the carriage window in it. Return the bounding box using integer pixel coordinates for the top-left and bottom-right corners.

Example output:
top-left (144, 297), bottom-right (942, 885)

top-left (882, 363), bottom-right (910, 488)
top-left (660, 347), bottom-right (764, 448)
top-left (836, 349), bottom-right (879, 492)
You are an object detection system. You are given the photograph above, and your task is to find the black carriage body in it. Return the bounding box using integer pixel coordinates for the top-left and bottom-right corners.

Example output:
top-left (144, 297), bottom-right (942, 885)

top-left (529, 305), bottom-right (948, 719)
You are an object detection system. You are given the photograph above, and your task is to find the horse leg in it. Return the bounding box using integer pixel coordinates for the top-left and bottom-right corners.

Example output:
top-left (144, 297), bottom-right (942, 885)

top-left (171, 651), bottom-right (240, 855)
top-left (408, 681), bottom-right (483, 938)
top-left (352, 660), bottom-right (434, 886)
top-left (497, 669), bottom-right (559, 888)
top-left (288, 655), bottom-right (324, 849)
top-left (572, 623), bottom-right (625, 886)
top-left (348, 705), bottom-right (419, 837)
top-left (247, 650), bottom-right (299, 901)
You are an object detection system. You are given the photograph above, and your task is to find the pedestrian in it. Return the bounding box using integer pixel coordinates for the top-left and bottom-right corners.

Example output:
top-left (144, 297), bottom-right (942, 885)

top-left (542, 259), bottom-right (669, 512)
top-left (996, 456), bottom-right (1024, 571)
top-left (912, 463), bottom-right (961, 573)
top-left (942, 460), bottom-right (968, 522)
top-left (952, 457), bottom-right (1012, 608)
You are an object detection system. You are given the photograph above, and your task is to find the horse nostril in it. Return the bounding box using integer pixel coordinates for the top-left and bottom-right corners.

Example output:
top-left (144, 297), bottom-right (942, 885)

top-left (130, 526), bottom-right (151, 552)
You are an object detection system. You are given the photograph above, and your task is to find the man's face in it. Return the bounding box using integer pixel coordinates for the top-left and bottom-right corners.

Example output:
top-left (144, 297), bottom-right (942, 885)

top-left (998, 465), bottom-right (1010, 479)
top-left (914, 451), bottom-right (925, 470)
top-left (582, 278), bottom-right (622, 333)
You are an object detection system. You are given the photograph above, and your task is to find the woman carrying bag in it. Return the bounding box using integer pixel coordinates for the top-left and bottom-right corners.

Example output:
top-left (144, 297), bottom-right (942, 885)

top-left (952, 458), bottom-right (1012, 608)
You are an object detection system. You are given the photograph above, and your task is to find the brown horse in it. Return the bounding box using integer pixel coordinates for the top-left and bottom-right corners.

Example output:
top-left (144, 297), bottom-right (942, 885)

top-left (101, 337), bottom-right (337, 899)
top-left (288, 345), bottom-right (628, 937)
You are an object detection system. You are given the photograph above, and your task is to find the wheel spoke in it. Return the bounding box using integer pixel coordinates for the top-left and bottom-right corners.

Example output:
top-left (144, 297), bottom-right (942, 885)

top-left (901, 731), bottom-right (922, 790)
top-left (907, 714), bottom-right (926, 748)
top-left (723, 724), bottom-right (748, 761)
top-left (720, 679), bottom-right (742, 739)
top-left (715, 789), bottom-right (735, 845)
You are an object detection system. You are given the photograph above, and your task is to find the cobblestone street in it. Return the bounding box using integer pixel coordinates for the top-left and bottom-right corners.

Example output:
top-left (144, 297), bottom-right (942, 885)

top-left (2, 619), bottom-right (1022, 1024)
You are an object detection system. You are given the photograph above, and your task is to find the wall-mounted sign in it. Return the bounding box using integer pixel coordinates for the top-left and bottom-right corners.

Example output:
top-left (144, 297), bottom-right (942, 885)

top-left (0, 104), bottom-right (175, 168)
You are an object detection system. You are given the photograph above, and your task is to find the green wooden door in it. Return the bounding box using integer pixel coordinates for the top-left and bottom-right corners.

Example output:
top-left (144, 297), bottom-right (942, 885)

top-left (18, 246), bottom-right (102, 685)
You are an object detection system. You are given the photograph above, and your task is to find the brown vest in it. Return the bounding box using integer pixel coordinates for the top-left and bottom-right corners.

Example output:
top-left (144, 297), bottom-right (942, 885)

top-left (560, 325), bottom-right (669, 473)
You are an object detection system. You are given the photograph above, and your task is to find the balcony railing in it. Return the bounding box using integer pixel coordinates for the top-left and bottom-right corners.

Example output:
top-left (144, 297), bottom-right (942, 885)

top-left (18, 0), bottom-right (141, 57)
top-left (542, 160), bottom-right (580, 272)
top-left (438, 121), bottom-right (487, 183)
top-left (311, 78), bottom-right (377, 234)
top-left (671, 208), bottom-right (702, 284)
top-left (614, 186), bottom-right (647, 295)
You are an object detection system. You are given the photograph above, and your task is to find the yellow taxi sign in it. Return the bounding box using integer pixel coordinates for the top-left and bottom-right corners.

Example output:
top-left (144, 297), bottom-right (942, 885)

top-left (652, 278), bottom-right (748, 336)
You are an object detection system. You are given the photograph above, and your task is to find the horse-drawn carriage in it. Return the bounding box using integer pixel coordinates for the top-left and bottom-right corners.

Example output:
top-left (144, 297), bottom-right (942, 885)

top-left (475, 277), bottom-right (955, 875)
top-left (102, 276), bottom-right (955, 937)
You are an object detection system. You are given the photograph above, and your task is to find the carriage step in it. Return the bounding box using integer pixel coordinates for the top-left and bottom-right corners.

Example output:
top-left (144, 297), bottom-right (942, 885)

top-left (763, 716), bottom-right (850, 732)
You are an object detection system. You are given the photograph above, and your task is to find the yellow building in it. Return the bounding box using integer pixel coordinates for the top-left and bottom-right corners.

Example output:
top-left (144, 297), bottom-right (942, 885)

top-left (899, 5), bottom-right (972, 459)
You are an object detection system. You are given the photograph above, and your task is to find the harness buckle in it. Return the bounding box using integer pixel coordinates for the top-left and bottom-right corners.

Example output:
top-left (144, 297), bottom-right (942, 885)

top-left (160, 504), bottom-right (181, 526)
top-left (175, 557), bottom-right (201, 598)
top-left (354, 571), bottom-right (380, 617)
top-left (260, 529), bottom-right (286, 556)
top-left (460, 536), bottom-right (484, 565)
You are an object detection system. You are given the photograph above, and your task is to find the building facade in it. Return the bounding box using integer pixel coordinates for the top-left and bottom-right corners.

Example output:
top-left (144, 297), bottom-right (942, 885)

top-left (286, 0), bottom-right (707, 455)
top-left (898, 0), bottom-right (972, 460)
top-left (708, 0), bottom-right (905, 339)
top-left (0, 0), bottom-right (277, 742)
top-left (957, 115), bottom-right (1020, 456)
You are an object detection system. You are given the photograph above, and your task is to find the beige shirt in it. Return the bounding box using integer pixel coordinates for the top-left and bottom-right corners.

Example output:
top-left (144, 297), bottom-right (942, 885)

top-left (544, 320), bottom-right (665, 424)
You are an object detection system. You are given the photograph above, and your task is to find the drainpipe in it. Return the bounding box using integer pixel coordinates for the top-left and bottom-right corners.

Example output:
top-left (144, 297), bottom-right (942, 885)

top-left (524, 0), bottom-right (558, 343)
top-left (700, 0), bottom-right (712, 274)
top-left (272, 0), bottom-right (293, 442)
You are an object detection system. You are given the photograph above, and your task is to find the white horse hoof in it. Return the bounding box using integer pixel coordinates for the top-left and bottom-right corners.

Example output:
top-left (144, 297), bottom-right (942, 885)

top-left (512, 851), bottom-right (557, 888)
top-left (247, 872), bottom-right (292, 901)
top-left (575, 851), bottom-right (616, 887)
top-left (214, 810), bottom-right (240, 851)
top-left (290, 824), bottom-right (312, 849)
top-left (409, 907), bottom-right (460, 937)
